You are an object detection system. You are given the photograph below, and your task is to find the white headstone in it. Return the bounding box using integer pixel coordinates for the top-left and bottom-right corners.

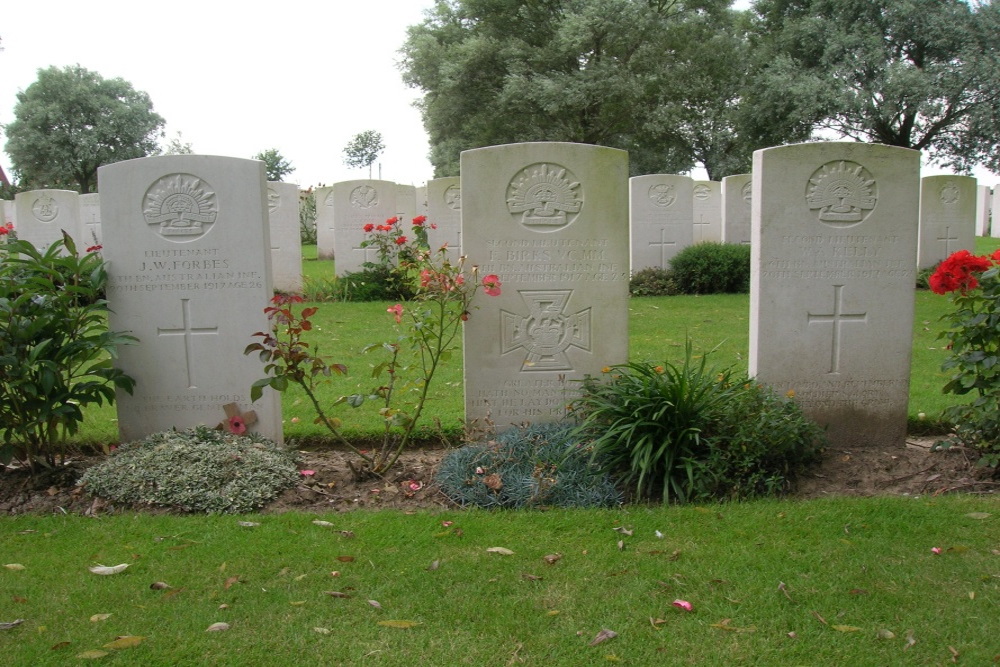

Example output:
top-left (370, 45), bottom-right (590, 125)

top-left (692, 181), bottom-right (722, 243)
top-left (267, 182), bottom-right (303, 293)
top-left (976, 184), bottom-right (991, 237)
top-left (396, 184), bottom-right (417, 223)
top-left (426, 177), bottom-right (462, 258)
top-left (749, 142), bottom-right (919, 448)
top-left (314, 185), bottom-right (336, 260)
top-left (462, 143), bottom-right (630, 429)
top-left (78, 193), bottom-right (102, 248)
top-left (721, 173), bottom-right (753, 245)
top-left (3, 199), bottom-right (17, 227)
top-left (629, 174), bottom-right (694, 271)
top-left (917, 175), bottom-right (976, 268)
top-left (98, 155), bottom-right (282, 443)
top-left (330, 179), bottom-right (398, 276)
top-left (989, 183), bottom-right (1000, 238)
top-left (416, 185), bottom-right (429, 218)
top-left (14, 189), bottom-right (79, 251)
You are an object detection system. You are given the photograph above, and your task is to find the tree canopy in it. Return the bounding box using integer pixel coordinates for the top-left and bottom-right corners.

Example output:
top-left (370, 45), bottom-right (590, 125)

top-left (253, 148), bottom-right (295, 182)
top-left (400, 0), bottom-right (1000, 179)
top-left (342, 130), bottom-right (385, 178)
top-left (4, 65), bottom-right (165, 193)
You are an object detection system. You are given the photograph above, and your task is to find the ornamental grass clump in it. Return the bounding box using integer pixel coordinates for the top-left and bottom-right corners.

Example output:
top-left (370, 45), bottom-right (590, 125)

top-left (930, 249), bottom-right (1000, 470)
top-left (79, 426), bottom-right (300, 513)
top-left (572, 343), bottom-right (824, 503)
top-left (435, 422), bottom-right (621, 509)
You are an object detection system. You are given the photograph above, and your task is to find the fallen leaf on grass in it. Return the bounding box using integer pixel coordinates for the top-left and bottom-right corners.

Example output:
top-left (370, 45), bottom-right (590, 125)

top-left (672, 599), bottom-right (693, 612)
top-left (289, 601), bottom-right (305, 606)
top-left (378, 620), bottom-right (421, 628)
top-left (649, 617), bottom-right (667, 628)
top-left (149, 581), bottom-right (171, 590)
top-left (778, 581), bottom-right (794, 602)
top-left (877, 629), bottom-right (896, 639)
top-left (948, 645), bottom-right (959, 661)
top-left (486, 547), bottom-right (514, 556)
top-left (206, 622), bottom-right (230, 632)
top-left (368, 600), bottom-right (382, 609)
top-left (103, 635), bottom-right (145, 649)
top-left (313, 627), bottom-right (331, 635)
top-left (710, 619), bottom-right (756, 633)
top-left (946, 546), bottom-right (969, 554)
top-left (3, 564), bottom-right (25, 571)
top-left (12, 596), bottom-right (26, 603)
top-left (812, 611), bottom-right (828, 625)
top-left (336, 555), bottom-right (356, 563)
top-left (50, 641), bottom-right (71, 650)
top-left (0, 619), bottom-right (25, 630)
top-left (324, 591), bottom-right (351, 598)
top-left (965, 512), bottom-right (991, 520)
top-left (617, 540), bottom-right (624, 551)
top-left (589, 628), bottom-right (618, 646)
top-left (89, 614), bottom-right (111, 622)
top-left (904, 629), bottom-right (917, 650)
top-left (294, 574), bottom-right (308, 581)
top-left (613, 526), bottom-right (633, 537)
top-left (223, 576), bottom-right (241, 590)
top-left (312, 520), bottom-right (335, 527)
top-left (483, 474), bottom-right (503, 491)
top-left (832, 625), bottom-right (861, 633)
top-left (76, 650), bottom-right (108, 659)
top-left (426, 560), bottom-right (440, 571)
top-left (339, 531), bottom-right (355, 539)
top-left (237, 521), bottom-right (260, 528)
top-left (655, 530), bottom-right (665, 539)
top-left (89, 564), bottom-right (129, 575)
top-left (522, 573), bottom-right (543, 581)
top-left (543, 553), bottom-right (562, 565)
top-left (849, 588), bottom-right (868, 595)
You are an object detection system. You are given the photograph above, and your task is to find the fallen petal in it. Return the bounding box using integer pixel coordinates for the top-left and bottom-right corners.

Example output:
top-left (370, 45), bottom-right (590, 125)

top-left (237, 521), bottom-right (260, 528)
top-left (3, 564), bottom-right (25, 571)
top-left (89, 614), bottom-right (112, 622)
top-left (312, 520), bottom-right (335, 528)
top-left (589, 628), bottom-right (618, 646)
top-left (486, 547), bottom-right (514, 556)
top-left (368, 600), bottom-right (383, 609)
top-left (672, 599), bottom-right (693, 612)
top-left (206, 622), bottom-right (230, 632)
top-left (89, 564), bottom-right (129, 575)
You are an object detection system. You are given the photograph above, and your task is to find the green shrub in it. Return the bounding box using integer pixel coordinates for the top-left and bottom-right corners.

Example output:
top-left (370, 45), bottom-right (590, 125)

top-left (337, 266), bottom-right (417, 302)
top-left (916, 263), bottom-right (938, 290)
top-left (629, 267), bottom-right (679, 297)
top-left (0, 236), bottom-right (136, 471)
top-left (572, 344), bottom-right (823, 503)
top-left (79, 426), bottom-right (300, 513)
top-left (669, 242), bottom-right (751, 294)
top-left (435, 422), bottom-right (622, 509)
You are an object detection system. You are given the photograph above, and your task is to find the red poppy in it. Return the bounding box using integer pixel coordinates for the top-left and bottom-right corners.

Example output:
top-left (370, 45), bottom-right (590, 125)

top-left (228, 415), bottom-right (247, 435)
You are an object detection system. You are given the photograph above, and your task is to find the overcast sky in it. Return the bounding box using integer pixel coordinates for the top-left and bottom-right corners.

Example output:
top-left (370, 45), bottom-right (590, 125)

top-left (1, 0), bottom-right (996, 189)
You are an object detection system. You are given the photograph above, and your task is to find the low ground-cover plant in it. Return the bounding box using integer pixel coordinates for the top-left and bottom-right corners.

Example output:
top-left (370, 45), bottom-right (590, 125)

top-left (436, 422), bottom-right (622, 509)
top-left (79, 426), bottom-right (299, 513)
top-left (572, 344), bottom-right (823, 503)
top-left (0, 234), bottom-right (135, 471)
top-left (669, 242), bottom-right (751, 294)
top-left (930, 249), bottom-right (1000, 470)
top-left (629, 267), bottom-right (679, 297)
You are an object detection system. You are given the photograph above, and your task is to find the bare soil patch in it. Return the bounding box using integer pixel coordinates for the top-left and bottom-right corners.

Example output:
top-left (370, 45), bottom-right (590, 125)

top-left (1, 437), bottom-right (995, 517)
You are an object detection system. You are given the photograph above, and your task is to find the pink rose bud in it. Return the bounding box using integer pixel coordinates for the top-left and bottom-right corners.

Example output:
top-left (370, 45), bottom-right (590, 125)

top-left (931, 547), bottom-right (942, 555)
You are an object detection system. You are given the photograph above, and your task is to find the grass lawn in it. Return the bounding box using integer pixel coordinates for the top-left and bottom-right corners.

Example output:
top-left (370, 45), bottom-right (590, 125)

top-left (2, 495), bottom-right (998, 665)
top-left (73, 236), bottom-right (1000, 445)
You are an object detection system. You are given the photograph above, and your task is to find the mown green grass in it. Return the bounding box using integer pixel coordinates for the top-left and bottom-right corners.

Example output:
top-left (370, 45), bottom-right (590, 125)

top-left (2, 495), bottom-right (997, 665)
top-left (73, 238), bottom-right (1000, 445)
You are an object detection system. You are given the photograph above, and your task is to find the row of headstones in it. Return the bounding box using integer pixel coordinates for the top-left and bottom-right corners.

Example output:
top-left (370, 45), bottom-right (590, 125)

top-left (32, 143), bottom-right (972, 454)
top-left (1, 185), bottom-right (304, 293)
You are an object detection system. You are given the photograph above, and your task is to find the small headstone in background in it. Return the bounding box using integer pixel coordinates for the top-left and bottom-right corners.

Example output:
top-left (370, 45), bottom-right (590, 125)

top-left (426, 176), bottom-right (462, 258)
top-left (692, 181), bottom-right (722, 243)
top-left (331, 179), bottom-right (398, 275)
top-left (14, 189), bottom-right (79, 251)
top-left (396, 184), bottom-right (417, 223)
top-left (917, 175), bottom-right (976, 268)
top-left (267, 182), bottom-right (303, 294)
top-left (314, 185), bottom-right (336, 260)
top-left (79, 193), bottom-right (102, 247)
top-left (462, 142), bottom-right (630, 431)
top-left (749, 142), bottom-right (919, 448)
top-left (629, 174), bottom-right (693, 271)
top-left (98, 155), bottom-right (282, 443)
top-left (2, 199), bottom-right (16, 226)
top-left (721, 173), bottom-right (752, 245)
top-left (976, 184), bottom-right (991, 236)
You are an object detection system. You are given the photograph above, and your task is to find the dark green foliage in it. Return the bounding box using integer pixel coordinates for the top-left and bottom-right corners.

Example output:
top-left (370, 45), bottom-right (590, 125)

top-left (80, 426), bottom-right (300, 513)
top-left (436, 423), bottom-right (622, 509)
top-left (573, 345), bottom-right (823, 503)
top-left (337, 266), bottom-right (417, 302)
top-left (629, 267), bottom-right (679, 297)
top-left (299, 188), bottom-right (317, 245)
top-left (916, 263), bottom-right (938, 290)
top-left (669, 242), bottom-right (751, 294)
top-left (0, 236), bottom-right (136, 470)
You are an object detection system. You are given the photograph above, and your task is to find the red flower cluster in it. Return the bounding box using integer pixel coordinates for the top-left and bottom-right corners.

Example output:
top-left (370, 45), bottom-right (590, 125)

top-left (929, 250), bottom-right (998, 295)
top-left (0, 222), bottom-right (14, 235)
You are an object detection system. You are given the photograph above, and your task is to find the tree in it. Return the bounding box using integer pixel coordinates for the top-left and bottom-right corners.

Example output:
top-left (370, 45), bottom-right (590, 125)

top-left (400, 0), bottom-right (793, 178)
top-left (162, 131), bottom-right (194, 155)
top-left (252, 148), bottom-right (295, 182)
top-left (747, 0), bottom-right (1000, 173)
top-left (343, 130), bottom-right (385, 178)
top-left (3, 65), bottom-right (165, 193)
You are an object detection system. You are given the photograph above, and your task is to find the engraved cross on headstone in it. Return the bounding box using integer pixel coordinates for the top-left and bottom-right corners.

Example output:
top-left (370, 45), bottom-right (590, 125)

top-left (157, 298), bottom-right (219, 388)
top-left (936, 225), bottom-right (959, 258)
top-left (649, 227), bottom-right (676, 269)
top-left (807, 285), bottom-right (867, 374)
top-left (351, 242), bottom-right (378, 264)
top-left (693, 216), bottom-right (711, 243)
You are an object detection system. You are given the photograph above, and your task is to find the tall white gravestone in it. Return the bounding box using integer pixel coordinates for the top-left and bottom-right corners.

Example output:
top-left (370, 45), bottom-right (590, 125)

top-left (426, 176), bottom-right (462, 258)
top-left (315, 185), bottom-right (336, 260)
top-left (331, 179), bottom-right (398, 276)
top-left (721, 173), bottom-right (753, 245)
top-left (396, 184), bottom-right (417, 223)
top-left (14, 189), bottom-right (79, 251)
top-left (749, 142), bottom-right (919, 448)
top-left (976, 184), bottom-right (991, 237)
top-left (99, 155), bottom-right (282, 443)
top-left (692, 181), bottom-right (722, 243)
top-left (463, 143), bottom-right (630, 429)
top-left (266, 182), bottom-right (303, 293)
top-left (2, 200), bottom-right (16, 226)
top-left (629, 174), bottom-right (693, 271)
top-left (917, 175), bottom-right (976, 268)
